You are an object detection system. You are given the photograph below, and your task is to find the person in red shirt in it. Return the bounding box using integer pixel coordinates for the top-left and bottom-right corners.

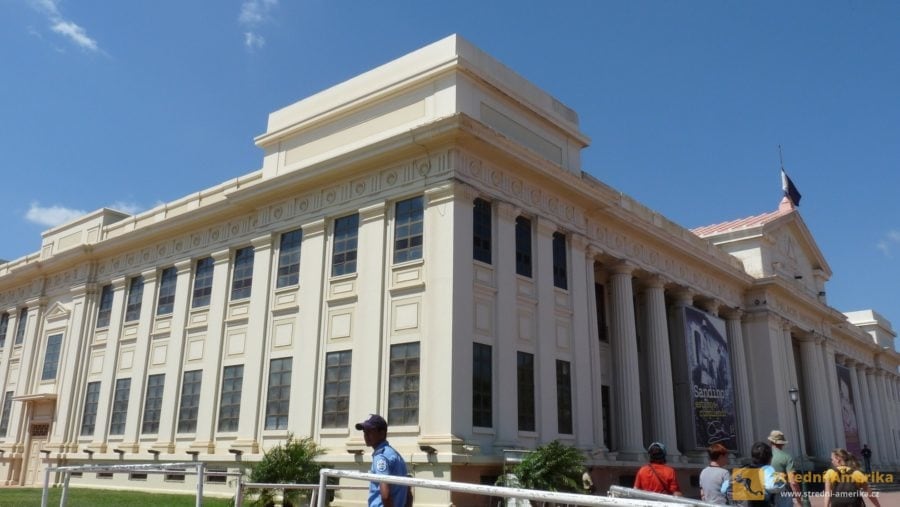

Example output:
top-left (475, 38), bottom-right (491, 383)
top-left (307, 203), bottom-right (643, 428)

top-left (634, 442), bottom-right (683, 496)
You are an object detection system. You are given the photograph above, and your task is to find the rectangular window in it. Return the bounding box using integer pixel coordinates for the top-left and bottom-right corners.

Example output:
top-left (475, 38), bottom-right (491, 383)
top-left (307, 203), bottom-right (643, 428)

top-left (595, 283), bottom-right (608, 342)
top-left (515, 217), bottom-right (532, 277)
top-left (96, 284), bottom-right (114, 328)
top-left (556, 360), bottom-right (573, 434)
top-left (472, 343), bottom-right (493, 428)
top-left (517, 351), bottom-right (535, 432)
top-left (14, 308), bottom-right (28, 345)
top-left (394, 196), bottom-right (424, 263)
top-left (141, 374), bottom-right (165, 434)
top-left (191, 257), bottom-right (214, 308)
top-left (0, 312), bottom-right (9, 348)
top-left (473, 198), bottom-right (492, 264)
top-left (177, 370), bottom-right (202, 433)
top-left (230, 247), bottom-right (255, 300)
top-left (0, 391), bottom-right (13, 437)
top-left (124, 276), bottom-right (144, 322)
top-left (331, 213), bottom-right (359, 276)
top-left (41, 334), bottom-right (63, 381)
top-left (218, 365), bottom-right (244, 432)
top-left (109, 378), bottom-right (131, 435)
top-left (80, 382), bottom-right (101, 436)
top-left (276, 229), bottom-right (303, 288)
top-left (388, 342), bottom-right (420, 426)
top-left (156, 267), bottom-right (178, 316)
top-left (265, 358), bottom-right (292, 430)
top-left (322, 351), bottom-right (352, 428)
top-left (552, 232), bottom-right (568, 289)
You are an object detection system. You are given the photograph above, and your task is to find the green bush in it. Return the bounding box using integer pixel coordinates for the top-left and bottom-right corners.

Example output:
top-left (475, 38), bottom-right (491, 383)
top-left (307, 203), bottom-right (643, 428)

top-left (239, 434), bottom-right (327, 507)
top-left (506, 440), bottom-right (585, 498)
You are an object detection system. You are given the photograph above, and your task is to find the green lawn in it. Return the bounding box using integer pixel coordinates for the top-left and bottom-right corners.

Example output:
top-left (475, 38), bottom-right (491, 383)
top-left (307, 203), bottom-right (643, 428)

top-left (0, 488), bottom-right (234, 507)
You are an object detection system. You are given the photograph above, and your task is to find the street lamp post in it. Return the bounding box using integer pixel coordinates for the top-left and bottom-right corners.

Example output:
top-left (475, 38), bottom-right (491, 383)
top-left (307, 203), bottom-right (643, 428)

top-left (788, 387), bottom-right (811, 507)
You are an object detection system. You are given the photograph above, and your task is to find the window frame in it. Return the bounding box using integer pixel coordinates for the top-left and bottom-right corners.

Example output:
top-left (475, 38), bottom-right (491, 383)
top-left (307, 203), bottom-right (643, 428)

top-left (393, 196), bottom-right (424, 264)
top-left (177, 370), bottom-right (203, 434)
top-left (0, 312), bottom-right (9, 348)
top-left (124, 276), bottom-right (145, 322)
top-left (0, 391), bottom-right (13, 437)
top-left (556, 359), bottom-right (573, 434)
top-left (552, 231), bottom-right (568, 290)
top-left (472, 343), bottom-right (493, 428)
top-left (41, 334), bottom-right (63, 381)
top-left (96, 284), bottom-right (114, 328)
top-left (80, 382), bottom-right (101, 436)
top-left (265, 357), bottom-right (292, 430)
top-left (230, 247), bottom-right (255, 301)
top-left (14, 308), bottom-right (28, 345)
top-left (473, 198), bottom-right (492, 264)
top-left (276, 229), bottom-right (303, 288)
top-left (331, 213), bottom-right (360, 277)
top-left (141, 374), bottom-right (165, 434)
top-left (217, 365), bottom-right (244, 432)
top-left (191, 257), bottom-right (215, 308)
top-left (388, 342), bottom-right (420, 426)
top-left (109, 378), bottom-right (131, 435)
top-left (156, 267), bottom-right (178, 316)
top-left (322, 350), bottom-right (352, 428)
top-left (517, 351), bottom-right (536, 432)
top-left (515, 216), bottom-right (533, 278)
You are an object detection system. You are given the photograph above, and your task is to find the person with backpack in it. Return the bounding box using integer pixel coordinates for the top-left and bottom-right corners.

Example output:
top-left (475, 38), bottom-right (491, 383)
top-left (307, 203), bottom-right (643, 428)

top-left (633, 442), bottom-right (682, 496)
top-left (823, 448), bottom-right (880, 507)
top-left (733, 441), bottom-right (787, 507)
top-left (356, 414), bottom-right (410, 507)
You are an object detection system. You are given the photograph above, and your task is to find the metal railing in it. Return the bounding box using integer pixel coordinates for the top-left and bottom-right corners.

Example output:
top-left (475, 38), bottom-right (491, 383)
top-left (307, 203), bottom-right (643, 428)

top-left (316, 468), bottom-right (693, 506)
top-left (234, 481), bottom-right (367, 507)
top-left (607, 486), bottom-right (723, 507)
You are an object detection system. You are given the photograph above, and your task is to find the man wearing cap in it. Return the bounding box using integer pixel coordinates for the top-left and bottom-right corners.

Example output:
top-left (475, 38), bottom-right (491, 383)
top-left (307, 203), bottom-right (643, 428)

top-left (356, 414), bottom-right (408, 507)
top-left (768, 430), bottom-right (802, 507)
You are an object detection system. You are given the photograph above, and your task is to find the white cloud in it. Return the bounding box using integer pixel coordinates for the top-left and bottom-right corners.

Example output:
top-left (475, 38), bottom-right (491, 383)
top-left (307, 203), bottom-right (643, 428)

top-left (239, 0), bottom-right (278, 50)
top-left (244, 32), bottom-right (266, 50)
top-left (107, 201), bottom-right (143, 215)
top-left (25, 203), bottom-right (86, 227)
top-left (51, 21), bottom-right (99, 52)
top-left (877, 229), bottom-right (900, 257)
top-left (28, 0), bottom-right (102, 53)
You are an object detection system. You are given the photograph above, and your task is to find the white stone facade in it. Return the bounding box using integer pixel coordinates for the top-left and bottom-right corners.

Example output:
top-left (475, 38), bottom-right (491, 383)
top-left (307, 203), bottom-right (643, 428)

top-left (0, 35), bottom-right (898, 504)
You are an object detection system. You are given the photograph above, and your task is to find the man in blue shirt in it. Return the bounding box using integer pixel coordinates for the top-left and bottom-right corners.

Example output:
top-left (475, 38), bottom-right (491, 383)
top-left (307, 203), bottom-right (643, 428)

top-left (356, 414), bottom-right (408, 507)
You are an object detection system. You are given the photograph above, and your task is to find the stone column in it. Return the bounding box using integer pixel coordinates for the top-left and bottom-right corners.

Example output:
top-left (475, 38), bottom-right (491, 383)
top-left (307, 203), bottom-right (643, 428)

top-left (154, 259), bottom-right (193, 453)
top-left (494, 202), bottom-right (519, 448)
top-left (533, 217), bottom-right (559, 438)
top-left (865, 368), bottom-right (887, 467)
top-left (856, 365), bottom-right (880, 465)
top-left (90, 277), bottom-right (128, 453)
top-left (823, 342), bottom-right (846, 449)
top-left (121, 268), bottom-right (161, 452)
top-left (640, 276), bottom-right (679, 459)
top-left (54, 283), bottom-right (94, 452)
top-left (724, 309), bottom-right (754, 457)
top-left (874, 370), bottom-right (896, 465)
top-left (608, 262), bottom-right (644, 459)
top-left (569, 234), bottom-right (596, 448)
top-left (233, 235), bottom-right (274, 453)
top-left (845, 359), bottom-right (870, 453)
top-left (798, 337), bottom-right (833, 460)
top-left (584, 248), bottom-right (607, 454)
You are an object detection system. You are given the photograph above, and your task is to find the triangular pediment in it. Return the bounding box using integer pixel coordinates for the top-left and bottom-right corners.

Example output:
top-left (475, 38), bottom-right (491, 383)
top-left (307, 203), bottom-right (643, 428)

top-left (760, 211), bottom-right (831, 280)
top-left (45, 302), bottom-right (70, 322)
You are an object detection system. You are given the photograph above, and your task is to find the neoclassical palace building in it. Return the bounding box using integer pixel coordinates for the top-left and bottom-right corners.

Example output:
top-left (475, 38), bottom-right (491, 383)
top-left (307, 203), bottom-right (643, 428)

top-left (0, 36), bottom-right (897, 504)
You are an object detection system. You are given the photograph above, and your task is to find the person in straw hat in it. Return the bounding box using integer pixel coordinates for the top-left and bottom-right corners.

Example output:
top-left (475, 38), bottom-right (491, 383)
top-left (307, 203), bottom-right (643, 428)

top-left (768, 430), bottom-right (802, 507)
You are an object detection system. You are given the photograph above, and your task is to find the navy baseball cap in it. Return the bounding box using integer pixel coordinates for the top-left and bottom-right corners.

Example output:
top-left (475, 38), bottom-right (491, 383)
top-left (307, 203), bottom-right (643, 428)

top-left (355, 414), bottom-right (388, 431)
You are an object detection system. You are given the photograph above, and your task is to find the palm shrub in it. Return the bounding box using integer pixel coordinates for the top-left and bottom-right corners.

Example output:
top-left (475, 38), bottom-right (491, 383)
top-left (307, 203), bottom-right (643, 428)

top-left (508, 440), bottom-right (585, 504)
top-left (239, 434), bottom-right (327, 507)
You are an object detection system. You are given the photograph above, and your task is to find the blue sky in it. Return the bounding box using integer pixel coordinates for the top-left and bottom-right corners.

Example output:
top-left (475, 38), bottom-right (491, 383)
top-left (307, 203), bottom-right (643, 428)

top-left (2, 1), bottom-right (899, 344)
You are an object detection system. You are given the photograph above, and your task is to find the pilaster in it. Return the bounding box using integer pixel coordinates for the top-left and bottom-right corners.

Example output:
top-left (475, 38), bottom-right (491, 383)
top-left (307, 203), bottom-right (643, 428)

top-left (640, 275), bottom-right (679, 458)
top-left (723, 308), bottom-right (753, 457)
top-left (607, 261), bottom-right (643, 459)
top-left (798, 336), bottom-right (833, 461)
top-left (822, 341), bottom-right (846, 449)
top-left (120, 268), bottom-right (160, 452)
top-left (494, 201), bottom-right (519, 448)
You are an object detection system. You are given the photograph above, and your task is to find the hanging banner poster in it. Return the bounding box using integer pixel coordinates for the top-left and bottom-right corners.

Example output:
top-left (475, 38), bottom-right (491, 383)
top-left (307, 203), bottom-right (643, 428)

top-left (836, 363), bottom-right (861, 455)
top-left (684, 306), bottom-right (737, 449)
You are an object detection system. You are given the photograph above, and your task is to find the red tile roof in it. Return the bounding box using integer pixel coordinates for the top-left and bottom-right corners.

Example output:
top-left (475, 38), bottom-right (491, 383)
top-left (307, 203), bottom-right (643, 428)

top-left (692, 197), bottom-right (796, 238)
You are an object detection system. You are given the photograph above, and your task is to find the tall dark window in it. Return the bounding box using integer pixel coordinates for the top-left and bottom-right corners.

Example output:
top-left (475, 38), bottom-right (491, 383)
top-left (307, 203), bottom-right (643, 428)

top-left (0, 313), bottom-right (9, 348)
top-left (141, 374), bottom-right (165, 434)
top-left (156, 267), bottom-right (178, 316)
top-left (556, 360), bottom-right (573, 434)
top-left (96, 284), bottom-right (114, 327)
top-left (332, 213), bottom-right (360, 276)
top-left (472, 343), bottom-right (493, 428)
top-left (0, 391), bottom-right (12, 437)
top-left (265, 358), bottom-right (292, 430)
top-left (552, 232), bottom-right (568, 289)
top-left (41, 334), bottom-right (63, 381)
top-left (231, 247), bottom-right (255, 300)
top-left (192, 257), bottom-right (214, 308)
top-left (517, 351), bottom-right (535, 432)
top-left (515, 217), bottom-right (532, 277)
top-left (177, 370), bottom-right (202, 433)
top-left (388, 342), bottom-right (420, 426)
top-left (218, 365), bottom-right (244, 432)
top-left (80, 382), bottom-right (101, 436)
top-left (276, 229), bottom-right (303, 288)
top-left (595, 283), bottom-right (608, 342)
top-left (394, 197), bottom-right (424, 263)
top-left (322, 351), bottom-right (352, 428)
top-left (14, 308), bottom-right (28, 345)
top-left (473, 198), bottom-right (492, 264)
top-left (124, 276), bottom-right (144, 322)
top-left (109, 378), bottom-right (132, 435)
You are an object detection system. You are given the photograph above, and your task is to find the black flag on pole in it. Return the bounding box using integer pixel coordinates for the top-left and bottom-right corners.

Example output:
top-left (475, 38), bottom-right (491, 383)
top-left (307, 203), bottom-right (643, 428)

top-left (781, 169), bottom-right (801, 206)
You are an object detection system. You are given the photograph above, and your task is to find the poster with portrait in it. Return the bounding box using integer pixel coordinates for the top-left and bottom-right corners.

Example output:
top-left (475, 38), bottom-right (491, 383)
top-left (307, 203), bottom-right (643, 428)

top-left (836, 363), bottom-right (861, 455)
top-left (684, 306), bottom-right (737, 449)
